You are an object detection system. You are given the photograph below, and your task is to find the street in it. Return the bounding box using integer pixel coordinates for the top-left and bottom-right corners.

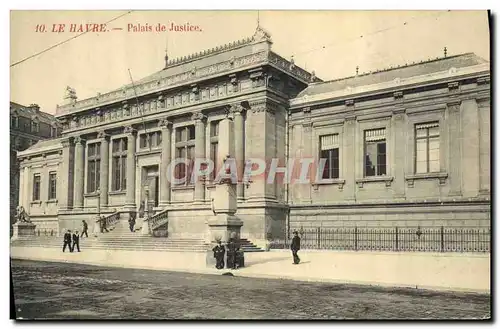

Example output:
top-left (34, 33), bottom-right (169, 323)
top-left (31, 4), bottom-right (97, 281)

top-left (11, 259), bottom-right (490, 320)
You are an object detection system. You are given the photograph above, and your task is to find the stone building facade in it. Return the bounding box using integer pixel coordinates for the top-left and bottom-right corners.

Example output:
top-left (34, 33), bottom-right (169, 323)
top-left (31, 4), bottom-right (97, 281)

top-left (10, 102), bottom-right (61, 229)
top-left (17, 28), bottom-right (490, 247)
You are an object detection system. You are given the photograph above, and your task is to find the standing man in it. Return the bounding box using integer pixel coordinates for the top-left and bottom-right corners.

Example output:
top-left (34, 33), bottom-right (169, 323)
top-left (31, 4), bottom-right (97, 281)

top-left (81, 220), bottom-right (88, 238)
top-left (291, 230), bottom-right (301, 264)
top-left (62, 230), bottom-right (72, 253)
top-left (212, 239), bottom-right (225, 270)
top-left (227, 237), bottom-right (237, 270)
top-left (72, 230), bottom-right (81, 252)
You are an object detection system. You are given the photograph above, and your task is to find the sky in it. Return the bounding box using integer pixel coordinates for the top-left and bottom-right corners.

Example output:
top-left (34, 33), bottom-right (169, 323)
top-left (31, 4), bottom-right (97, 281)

top-left (10, 10), bottom-right (490, 115)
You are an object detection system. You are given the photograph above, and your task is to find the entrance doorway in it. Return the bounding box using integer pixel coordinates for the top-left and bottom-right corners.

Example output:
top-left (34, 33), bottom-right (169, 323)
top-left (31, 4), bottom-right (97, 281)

top-left (141, 165), bottom-right (159, 211)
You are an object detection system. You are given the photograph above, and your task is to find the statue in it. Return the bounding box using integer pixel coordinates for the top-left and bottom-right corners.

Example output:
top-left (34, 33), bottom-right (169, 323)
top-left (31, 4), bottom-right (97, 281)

top-left (15, 206), bottom-right (31, 223)
top-left (63, 86), bottom-right (78, 104)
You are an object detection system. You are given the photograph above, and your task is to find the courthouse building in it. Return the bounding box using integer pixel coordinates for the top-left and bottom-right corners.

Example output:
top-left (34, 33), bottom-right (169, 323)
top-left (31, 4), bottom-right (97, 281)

top-left (16, 27), bottom-right (490, 247)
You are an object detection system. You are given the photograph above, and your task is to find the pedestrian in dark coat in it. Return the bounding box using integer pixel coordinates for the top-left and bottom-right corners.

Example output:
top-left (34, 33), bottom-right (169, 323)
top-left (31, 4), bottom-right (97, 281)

top-left (81, 220), bottom-right (88, 238)
top-left (128, 217), bottom-right (136, 232)
top-left (63, 230), bottom-right (72, 252)
top-left (72, 231), bottom-right (81, 252)
top-left (291, 231), bottom-right (301, 264)
top-left (226, 238), bottom-right (237, 270)
top-left (100, 216), bottom-right (109, 233)
top-left (212, 240), bottom-right (226, 269)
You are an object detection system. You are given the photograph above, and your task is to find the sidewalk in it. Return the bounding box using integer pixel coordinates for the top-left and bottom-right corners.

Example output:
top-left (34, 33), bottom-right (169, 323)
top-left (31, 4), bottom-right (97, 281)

top-left (10, 246), bottom-right (490, 294)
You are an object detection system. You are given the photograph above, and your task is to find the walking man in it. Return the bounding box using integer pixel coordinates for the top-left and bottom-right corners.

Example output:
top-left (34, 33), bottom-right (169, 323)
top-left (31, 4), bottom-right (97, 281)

top-left (81, 220), bottom-right (88, 238)
top-left (62, 230), bottom-right (72, 253)
top-left (72, 230), bottom-right (81, 252)
top-left (128, 217), bottom-right (136, 232)
top-left (212, 239), bottom-right (225, 270)
top-left (100, 216), bottom-right (109, 233)
top-left (291, 230), bottom-right (301, 264)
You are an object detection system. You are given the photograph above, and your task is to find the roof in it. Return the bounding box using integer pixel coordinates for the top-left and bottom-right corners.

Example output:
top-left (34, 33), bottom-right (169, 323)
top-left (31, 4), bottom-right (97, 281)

top-left (17, 137), bottom-right (63, 157)
top-left (296, 53), bottom-right (489, 98)
top-left (10, 101), bottom-right (59, 125)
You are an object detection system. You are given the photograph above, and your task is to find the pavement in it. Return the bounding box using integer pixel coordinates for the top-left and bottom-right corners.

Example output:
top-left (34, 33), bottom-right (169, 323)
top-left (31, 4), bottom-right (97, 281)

top-left (11, 259), bottom-right (491, 320)
top-left (10, 246), bottom-right (490, 294)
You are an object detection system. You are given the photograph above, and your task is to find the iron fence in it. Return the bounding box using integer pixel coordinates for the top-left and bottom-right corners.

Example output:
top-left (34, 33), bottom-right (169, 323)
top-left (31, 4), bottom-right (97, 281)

top-left (271, 226), bottom-right (490, 253)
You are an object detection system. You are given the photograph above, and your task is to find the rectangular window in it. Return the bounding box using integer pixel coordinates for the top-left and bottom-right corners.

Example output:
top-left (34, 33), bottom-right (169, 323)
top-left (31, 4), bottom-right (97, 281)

top-left (49, 172), bottom-right (57, 199)
top-left (139, 131), bottom-right (163, 149)
top-left (112, 138), bottom-right (127, 191)
top-left (320, 134), bottom-right (340, 179)
top-left (175, 125), bottom-right (195, 185)
top-left (11, 116), bottom-right (18, 128)
top-left (364, 128), bottom-right (386, 177)
top-left (415, 122), bottom-right (440, 174)
top-left (31, 121), bottom-right (39, 133)
top-left (87, 143), bottom-right (101, 193)
top-left (32, 174), bottom-right (41, 201)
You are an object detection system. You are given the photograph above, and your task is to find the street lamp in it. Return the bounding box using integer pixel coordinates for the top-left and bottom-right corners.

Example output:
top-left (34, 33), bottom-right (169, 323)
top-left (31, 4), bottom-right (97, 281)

top-left (93, 189), bottom-right (101, 236)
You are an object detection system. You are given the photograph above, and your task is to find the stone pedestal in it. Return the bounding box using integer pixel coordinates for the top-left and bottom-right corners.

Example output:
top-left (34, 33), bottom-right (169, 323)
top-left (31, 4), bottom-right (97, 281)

top-left (213, 184), bottom-right (237, 214)
top-left (93, 215), bottom-right (101, 236)
top-left (11, 222), bottom-right (36, 240)
top-left (207, 214), bottom-right (243, 243)
top-left (141, 218), bottom-right (150, 235)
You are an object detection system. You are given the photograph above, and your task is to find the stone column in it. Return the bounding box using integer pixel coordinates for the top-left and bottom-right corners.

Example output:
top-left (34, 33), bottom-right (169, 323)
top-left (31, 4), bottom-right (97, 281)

top-left (392, 108), bottom-right (406, 199)
top-left (231, 104), bottom-right (246, 200)
top-left (192, 112), bottom-right (207, 203)
top-left (97, 131), bottom-right (110, 207)
top-left (159, 118), bottom-right (172, 207)
top-left (58, 138), bottom-right (74, 210)
top-left (124, 126), bottom-right (137, 208)
top-left (478, 99), bottom-right (490, 195)
top-left (73, 136), bottom-right (86, 208)
top-left (447, 100), bottom-right (462, 197)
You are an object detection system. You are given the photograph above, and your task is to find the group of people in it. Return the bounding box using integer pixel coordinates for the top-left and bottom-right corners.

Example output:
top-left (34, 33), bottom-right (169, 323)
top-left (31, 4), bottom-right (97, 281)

top-left (62, 229), bottom-right (81, 252)
top-left (212, 238), bottom-right (242, 270)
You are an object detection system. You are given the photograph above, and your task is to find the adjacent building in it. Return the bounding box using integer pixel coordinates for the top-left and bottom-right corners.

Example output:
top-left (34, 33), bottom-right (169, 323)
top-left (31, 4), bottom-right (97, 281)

top-left (16, 27), bottom-right (490, 247)
top-left (10, 102), bottom-right (61, 229)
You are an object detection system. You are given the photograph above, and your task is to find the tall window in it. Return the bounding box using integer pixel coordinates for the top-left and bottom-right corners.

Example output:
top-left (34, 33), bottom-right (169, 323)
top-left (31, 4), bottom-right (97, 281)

top-left (48, 172), bottom-right (57, 199)
top-left (112, 138), bottom-right (127, 191)
top-left (415, 122), bottom-right (440, 174)
top-left (210, 121), bottom-right (220, 181)
top-left (139, 131), bottom-right (162, 149)
top-left (50, 126), bottom-right (57, 137)
top-left (364, 128), bottom-right (386, 177)
top-left (87, 143), bottom-right (101, 193)
top-left (11, 116), bottom-right (18, 128)
top-left (175, 125), bottom-right (195, 185)
top-left (320, 134), bottom-right (340, 179)
top-left (31, 121), bottom-right (39, 133)
top-left (32, 174), bottom-right (41, 201)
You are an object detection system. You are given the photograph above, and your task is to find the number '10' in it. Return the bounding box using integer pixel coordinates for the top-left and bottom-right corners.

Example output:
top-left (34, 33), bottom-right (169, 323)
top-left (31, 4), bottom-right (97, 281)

top-left (35, 24), bottom-right (46, 32)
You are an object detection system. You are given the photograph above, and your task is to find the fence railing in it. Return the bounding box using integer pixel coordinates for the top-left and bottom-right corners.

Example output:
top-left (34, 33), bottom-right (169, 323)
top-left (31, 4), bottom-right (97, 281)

top-left (271, 226), bottom-right (490, 253)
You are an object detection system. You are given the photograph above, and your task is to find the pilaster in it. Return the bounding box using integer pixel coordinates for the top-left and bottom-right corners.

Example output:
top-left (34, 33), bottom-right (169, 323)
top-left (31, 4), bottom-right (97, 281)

top-left (159, 118), bottom-right (172, 207)
top-left (447, 99), bottom-right (462, 197)
top-left (58, 137), bottom-right (75, 210)
top-left (342, 114), bottom-right (356, 201)
top-left (392, 108), bottom-right (407, 199)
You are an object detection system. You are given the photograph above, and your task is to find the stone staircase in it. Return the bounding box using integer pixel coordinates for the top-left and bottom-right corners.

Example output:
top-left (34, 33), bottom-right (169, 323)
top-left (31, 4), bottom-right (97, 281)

top-left (239, 238), bottom-right (265, 252)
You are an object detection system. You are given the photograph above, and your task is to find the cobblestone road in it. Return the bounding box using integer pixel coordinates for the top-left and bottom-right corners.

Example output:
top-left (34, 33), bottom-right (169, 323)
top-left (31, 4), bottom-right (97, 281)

top-left (11, 259), bottom-right (490, 320)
